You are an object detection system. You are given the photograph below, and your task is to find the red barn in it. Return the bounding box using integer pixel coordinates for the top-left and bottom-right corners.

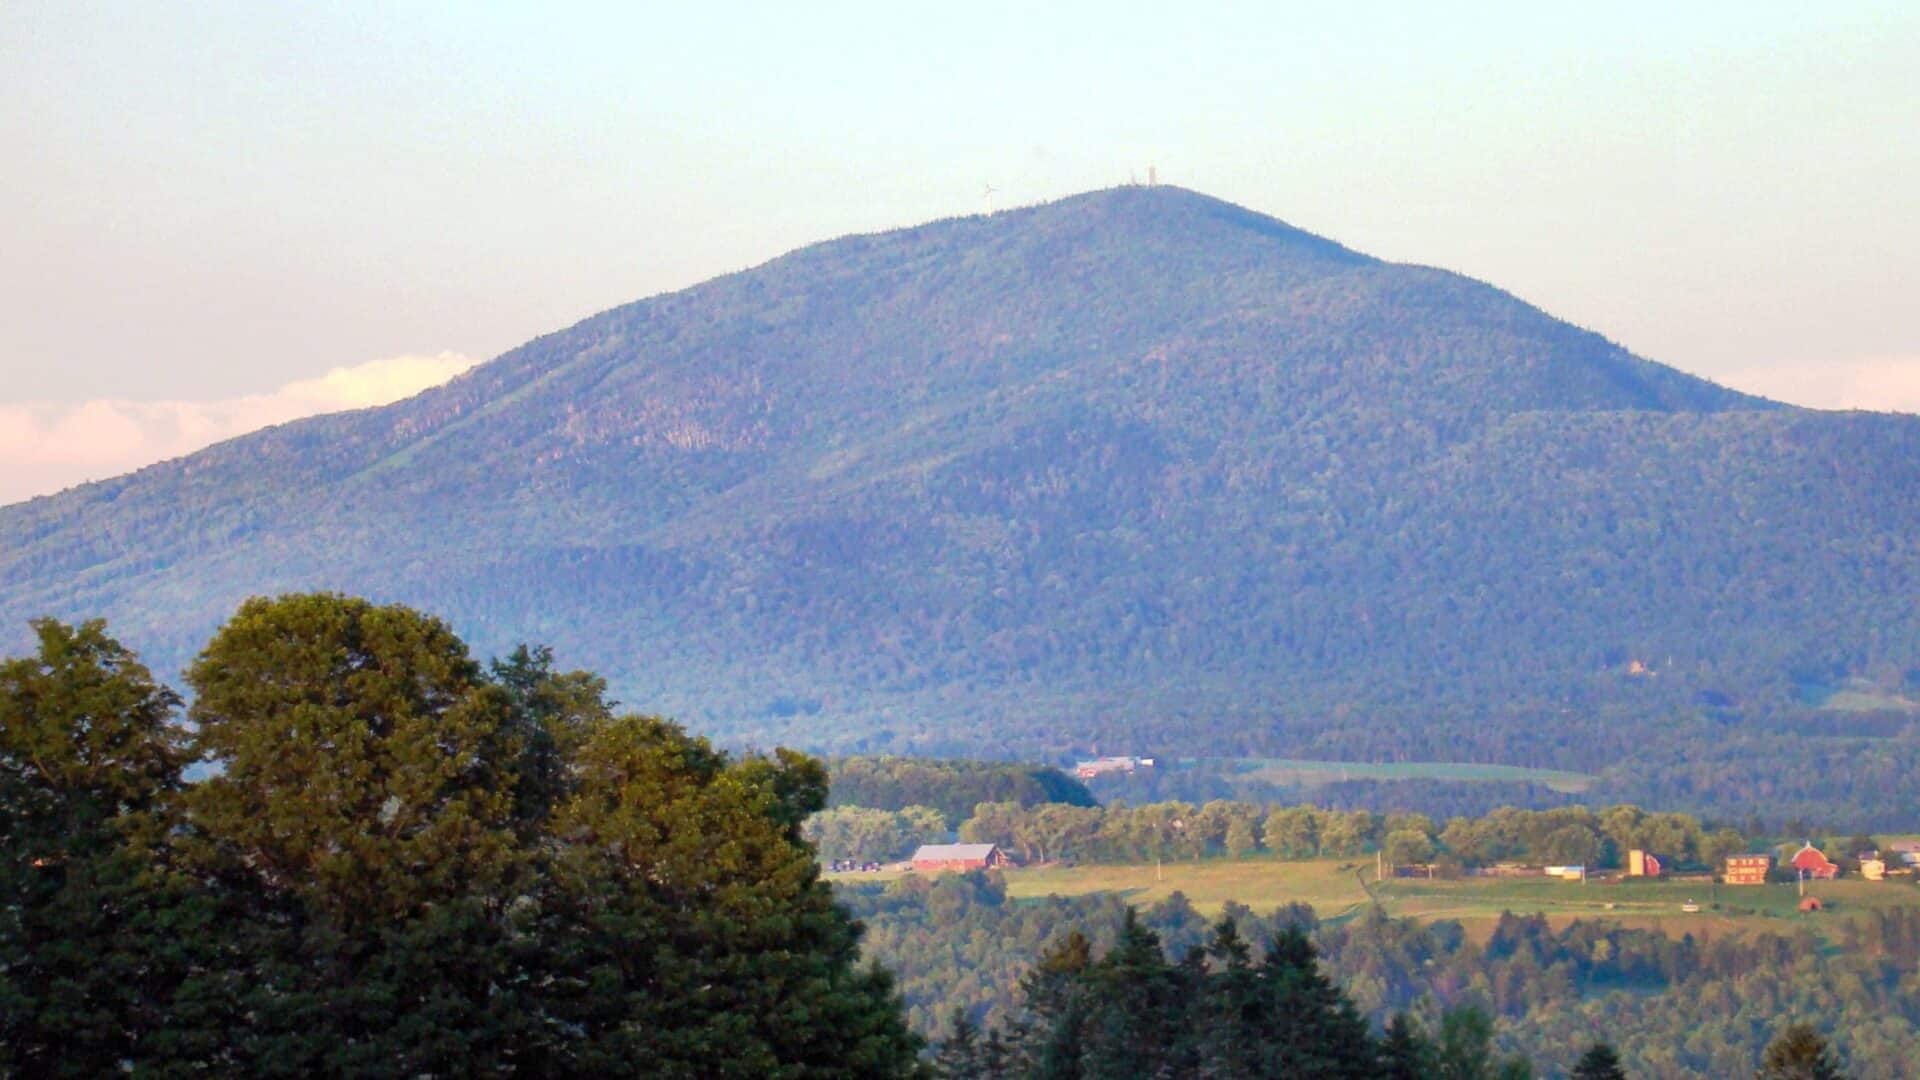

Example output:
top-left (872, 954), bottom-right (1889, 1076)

top-left (1789, 843), bottom-right (1839, 880)
top-left (911, 843), bottom-right (1010, 872)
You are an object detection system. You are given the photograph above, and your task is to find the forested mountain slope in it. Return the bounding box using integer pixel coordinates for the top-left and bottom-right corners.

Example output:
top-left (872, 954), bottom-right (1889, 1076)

top-left (5, 186), bottom-right (1918, 811)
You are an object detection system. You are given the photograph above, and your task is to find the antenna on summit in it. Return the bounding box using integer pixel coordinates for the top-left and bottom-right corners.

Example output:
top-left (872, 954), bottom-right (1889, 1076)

top-left (982, 183), bottom-right (998, 215)
top-left (1147, 164), bottom-right (1157, 187)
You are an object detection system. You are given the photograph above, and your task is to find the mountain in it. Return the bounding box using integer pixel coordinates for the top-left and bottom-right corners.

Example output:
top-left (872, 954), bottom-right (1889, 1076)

top-left (6, 186), bottom-right (1920, 820)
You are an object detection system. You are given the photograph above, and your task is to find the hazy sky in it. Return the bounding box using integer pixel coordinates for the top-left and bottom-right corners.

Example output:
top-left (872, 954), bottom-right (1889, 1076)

top-left (2, 2), bottom-right (1916, 501)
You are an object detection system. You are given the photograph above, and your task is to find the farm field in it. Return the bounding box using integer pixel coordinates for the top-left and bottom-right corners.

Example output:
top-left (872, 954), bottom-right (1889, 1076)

top-left (1376, 873), bottom-right (1920, 941)
top-left (1194, 758), bottom-right (1596, 793)
top-left (999, 858), bottom-right (1375, 918)
top-left (838, 856), bottom-right (1920, 942)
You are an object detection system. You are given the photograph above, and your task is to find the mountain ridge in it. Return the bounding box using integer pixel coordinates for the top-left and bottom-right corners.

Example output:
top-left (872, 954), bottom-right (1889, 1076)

top-left (5, 185), bottom-right (1917, 823)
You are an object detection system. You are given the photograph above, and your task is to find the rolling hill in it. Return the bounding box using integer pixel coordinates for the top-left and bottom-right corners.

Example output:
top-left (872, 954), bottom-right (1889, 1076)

top-left (5, 185), bottom-right (1918, 819)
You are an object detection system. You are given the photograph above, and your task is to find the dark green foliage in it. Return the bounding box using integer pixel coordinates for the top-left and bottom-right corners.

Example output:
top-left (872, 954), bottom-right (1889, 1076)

top-left (0, 619), bottom-right (233, 1075)
top-left (943, 909), bottom-right (1389, 1078)
top-left (0, 599), bottom-right (921, 1076)
top-left (828, 756), bottom-right (1096, 825)
top-left (807, 803), bottom-right (951, 863)
top-left (935, 1008), bottom-right (987, 1080)
top-left (1572, 1041), bottom-right (1627, 1080)
top-left (946, 796), bottom-right (1730, 871)
top-left (1436, 1006), bottom-right (1498, 1079)
top-left (1759, 1024), bottom-right (1844, 1080)
top-left (1377, 1013), bottom-right (1437, 1079)
top-left (845, 872), bottom-right (1914, 1078)
top-left (7, 188), bottom-right (1920, 828)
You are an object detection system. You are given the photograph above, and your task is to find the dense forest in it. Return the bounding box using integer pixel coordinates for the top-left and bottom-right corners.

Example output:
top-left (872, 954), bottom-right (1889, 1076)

top-left (844, 871), bottom-right (1902, 1078)
top-left (931, 908), bottom-right (1542, 1079)
top-left (6, 187), bottom-right (1920, 830)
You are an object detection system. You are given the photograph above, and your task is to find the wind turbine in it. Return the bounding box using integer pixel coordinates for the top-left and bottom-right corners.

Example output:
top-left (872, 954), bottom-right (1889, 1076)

top-left (982, 183), bottom-right (998, 216)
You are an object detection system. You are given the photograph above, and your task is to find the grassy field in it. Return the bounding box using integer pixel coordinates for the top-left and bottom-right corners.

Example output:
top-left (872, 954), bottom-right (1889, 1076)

top-left (835, 856), bottom-right (1920, 941)
top-left (1000, 858), bottom-right (1376, 919)
top-left (1375, 873), bottom-right (1920, 941)
top-left (1820, 688), bottom-right (1920, 712)
top-left (1202, 758), bottom-right (1596, 794)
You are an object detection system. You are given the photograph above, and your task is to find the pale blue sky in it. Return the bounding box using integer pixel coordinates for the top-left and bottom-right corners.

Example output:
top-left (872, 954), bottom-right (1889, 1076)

top-left (2, 2), bottom-right (1915, 429)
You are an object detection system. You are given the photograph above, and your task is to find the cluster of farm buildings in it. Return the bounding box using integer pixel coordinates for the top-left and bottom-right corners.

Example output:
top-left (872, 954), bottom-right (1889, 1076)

top-left (1437, 840), bottom-right (1920, 889)
top-left (897, 839), bottom-right (1920, 883)
top-left (1072, 755), bottom-right (1155, 779)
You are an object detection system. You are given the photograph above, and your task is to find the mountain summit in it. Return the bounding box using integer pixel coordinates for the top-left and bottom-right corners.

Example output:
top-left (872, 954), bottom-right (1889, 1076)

top-left (5, 187), bottom-right (1917, 804)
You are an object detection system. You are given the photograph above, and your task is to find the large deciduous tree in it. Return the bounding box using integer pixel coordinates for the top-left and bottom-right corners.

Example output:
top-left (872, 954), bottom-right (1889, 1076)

top-left (3, 595), bottom-right (921, 1076)
top-left (0, 619), bottom-right (238, 1074)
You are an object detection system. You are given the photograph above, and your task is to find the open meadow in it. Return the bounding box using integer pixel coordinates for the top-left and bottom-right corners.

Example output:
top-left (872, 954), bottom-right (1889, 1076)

top-left (835, 856), bottom-right (1920, 942)
top-left (1215, 758), bottom-right (1596, 793)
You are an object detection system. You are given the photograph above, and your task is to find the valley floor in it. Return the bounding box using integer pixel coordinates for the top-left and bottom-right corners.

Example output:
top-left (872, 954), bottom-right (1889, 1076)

top-left (830, 855), bottom-right (1920, 941)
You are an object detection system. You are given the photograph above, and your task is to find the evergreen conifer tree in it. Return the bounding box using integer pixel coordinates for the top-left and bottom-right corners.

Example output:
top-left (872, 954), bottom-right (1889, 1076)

top-left (1377, 1012), bottom-right (1438, 1080)
top-left (1759, 1023), bottom-right (1844, 1080)
top-left (1572, 1041), bottom-right (1628, 1080)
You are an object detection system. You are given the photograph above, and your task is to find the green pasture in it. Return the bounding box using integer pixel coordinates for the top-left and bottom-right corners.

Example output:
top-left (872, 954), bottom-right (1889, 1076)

top-left (1000, 857), bottom-right (1376, 919)
top-left (1376, 872), bottom-right (1920, 940)
top-left (1194, 758), bottom-right (1596, 793)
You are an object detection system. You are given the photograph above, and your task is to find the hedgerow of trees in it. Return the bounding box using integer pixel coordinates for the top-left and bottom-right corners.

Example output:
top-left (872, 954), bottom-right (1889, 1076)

top-left (951, 798), bottom-right (1757, 872)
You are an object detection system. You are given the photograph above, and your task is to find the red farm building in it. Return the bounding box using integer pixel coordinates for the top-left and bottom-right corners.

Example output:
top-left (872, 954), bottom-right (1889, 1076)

top-left (1789, 843), bottom-right (1840, 880)
top-left (910, 843), bottom-right (1011, 872)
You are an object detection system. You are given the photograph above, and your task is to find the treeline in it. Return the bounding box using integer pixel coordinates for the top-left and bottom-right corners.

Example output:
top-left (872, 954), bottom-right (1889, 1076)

top-left (953, 799), bottom-right (1749, 871)
top-left (1082, 767), bottom-right (1588, 820)
top-left (840, 871), bottom-right (1900, 1077)
top-left (806, 804), bottom-right (951, 863)
top-left (0, 598), bottom-right (920, 1076)
top-left (827, 756), bottom-right (1096, 825)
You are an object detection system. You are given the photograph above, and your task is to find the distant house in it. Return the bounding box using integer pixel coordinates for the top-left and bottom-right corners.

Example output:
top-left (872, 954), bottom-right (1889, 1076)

top-left (1799, 896), bottom-right (1825, 912)
top-left (1628, 850), bottom-right (1663, 877)
top-left (1789, 843), bottom-right (1840, 880)
top-left (1723, 854), bottom-right (1772, 885)
top-left (1861, 858), bottom-right (1887, 881)
top-left (1074, 756), bottom-right (1156, 779)
top-left (910, 843), bottom-right (1010, 872)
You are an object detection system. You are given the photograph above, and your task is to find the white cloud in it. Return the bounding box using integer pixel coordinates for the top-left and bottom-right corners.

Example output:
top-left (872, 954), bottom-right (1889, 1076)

top-left (1720, 355), bottom-right (1920, 415)
top-left (0, 352), bottom-right (474, 505)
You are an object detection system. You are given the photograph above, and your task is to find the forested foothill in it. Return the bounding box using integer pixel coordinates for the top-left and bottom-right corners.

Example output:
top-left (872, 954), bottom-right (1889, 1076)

top-left (825, 756), bottom-right (1097, 824)
top-left (7, 187), bottom-right (1920, 833)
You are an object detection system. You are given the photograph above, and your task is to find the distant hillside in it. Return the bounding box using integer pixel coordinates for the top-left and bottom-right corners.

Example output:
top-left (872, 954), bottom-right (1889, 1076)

top-left (5, 186), bottom-right (1919, 822)
top-left (826, 756), bottom-right (1097, 825)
